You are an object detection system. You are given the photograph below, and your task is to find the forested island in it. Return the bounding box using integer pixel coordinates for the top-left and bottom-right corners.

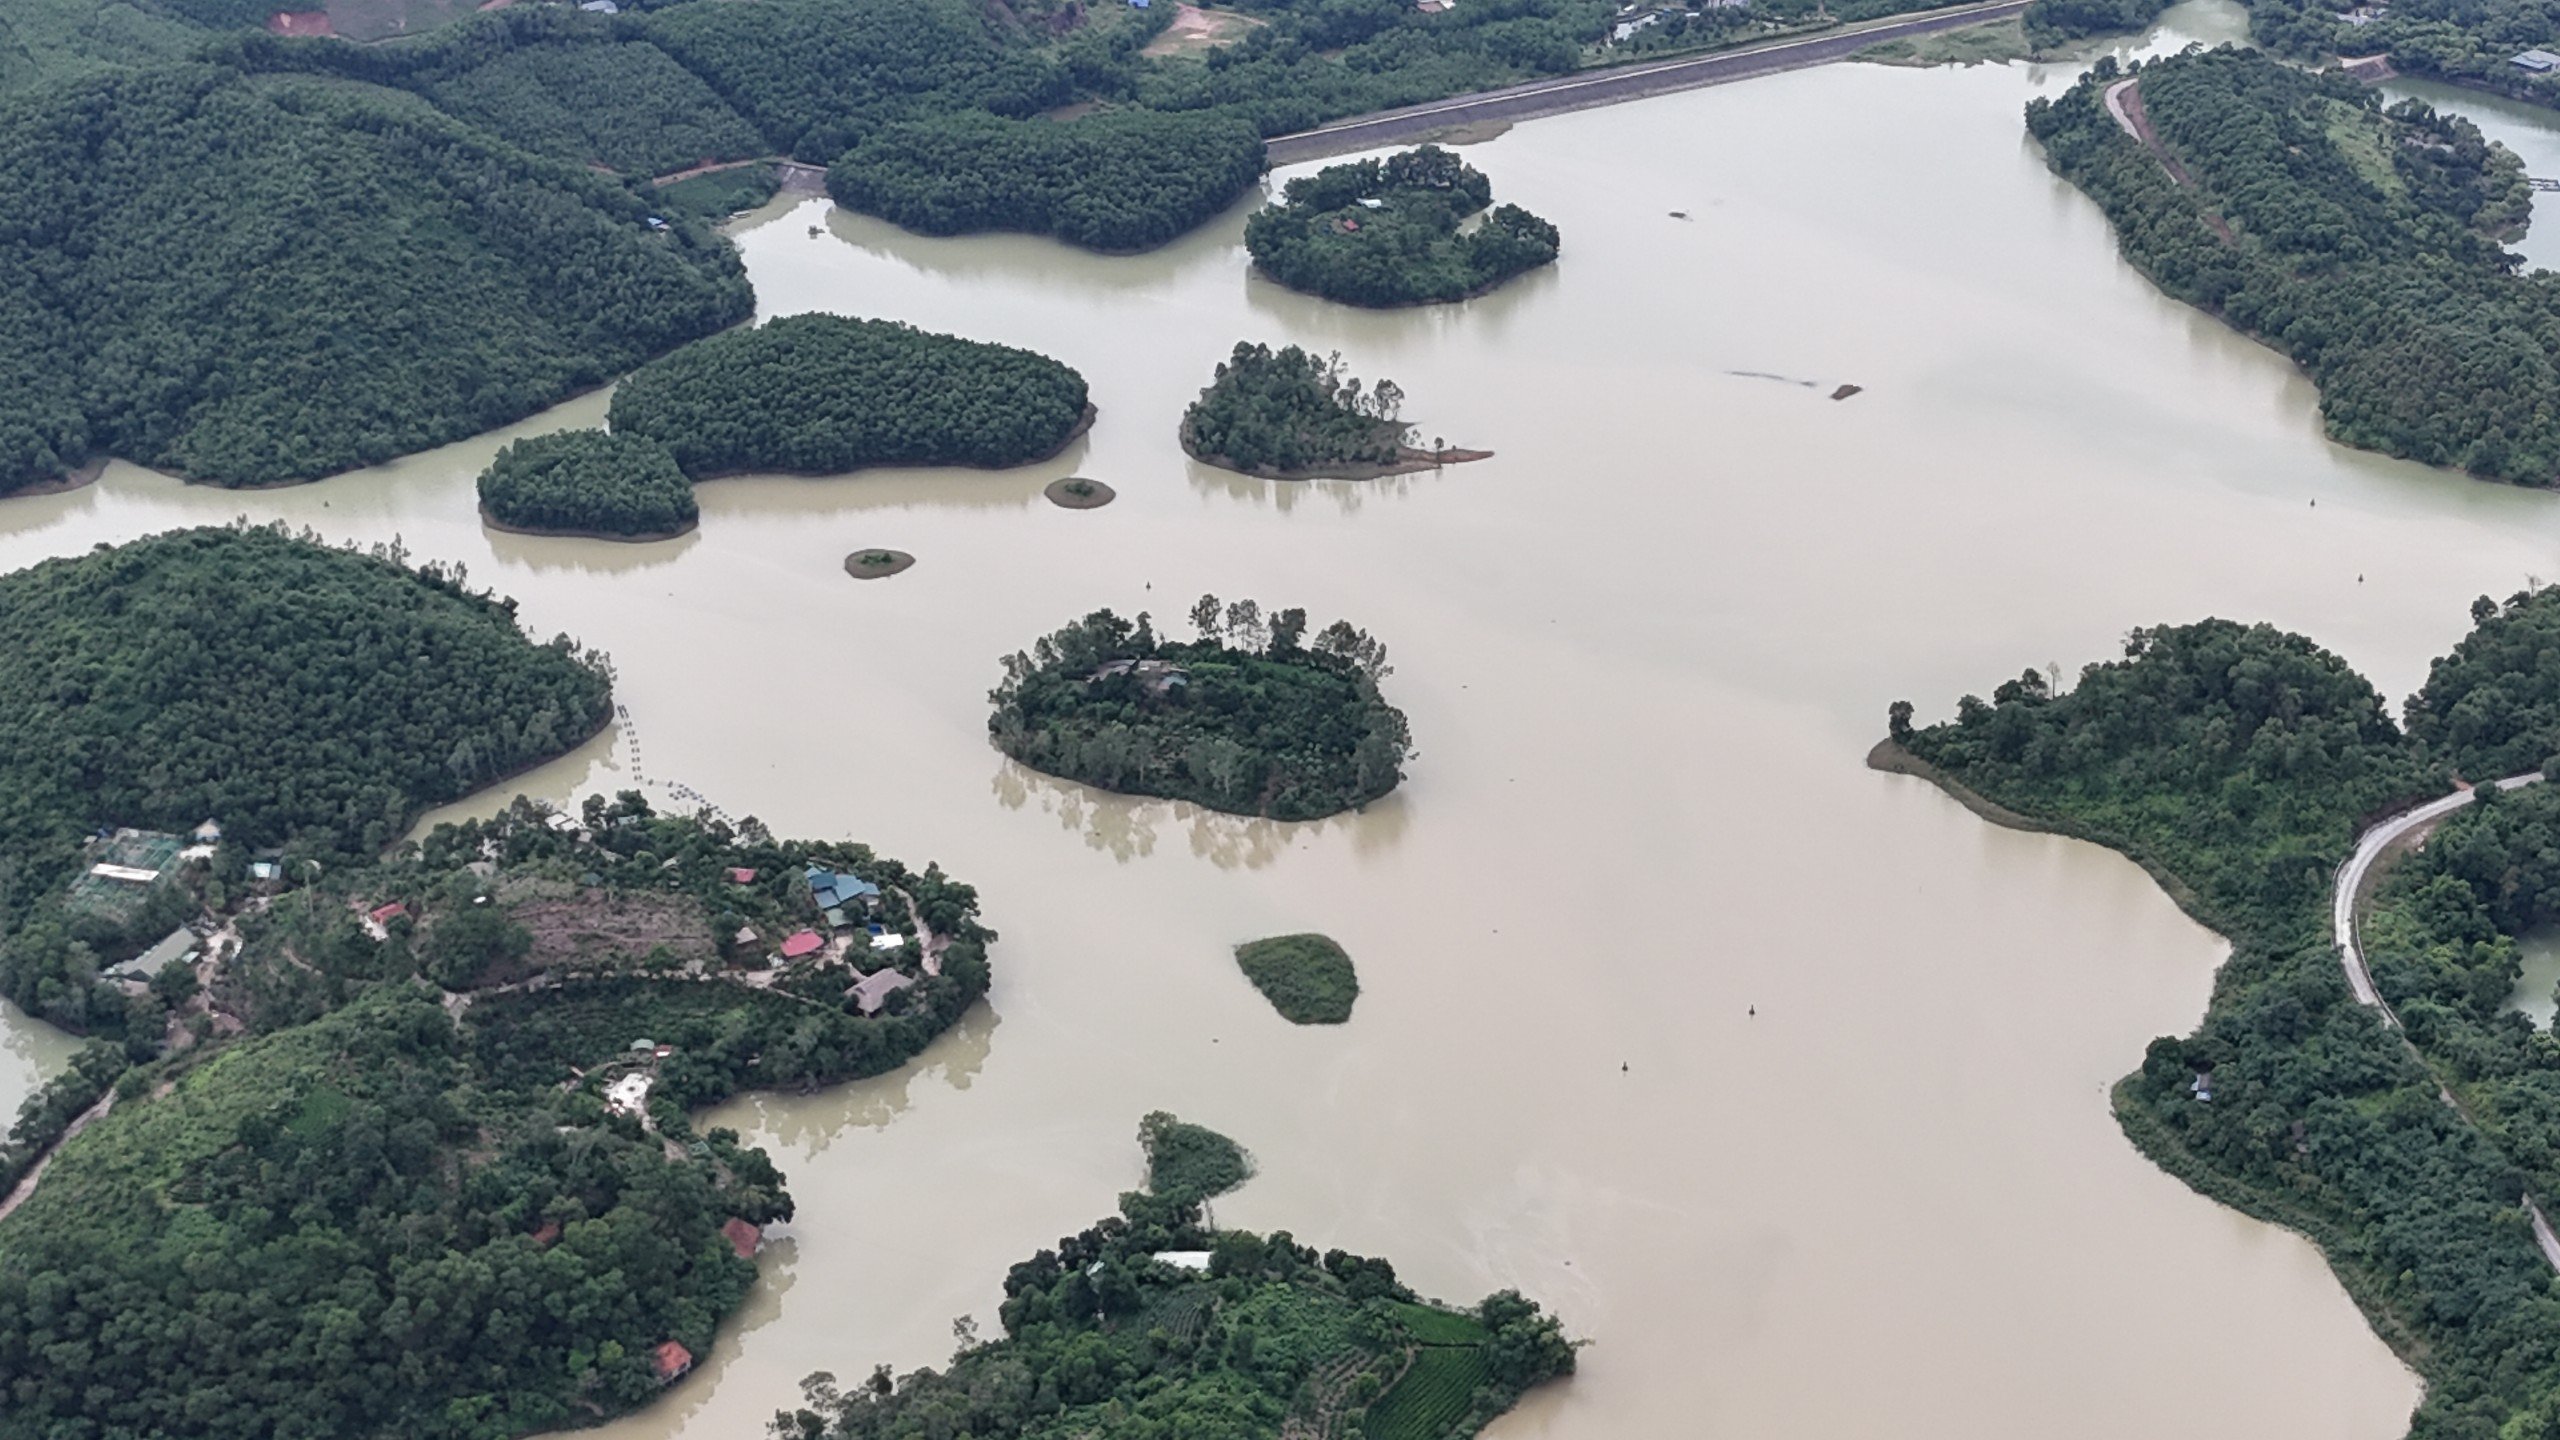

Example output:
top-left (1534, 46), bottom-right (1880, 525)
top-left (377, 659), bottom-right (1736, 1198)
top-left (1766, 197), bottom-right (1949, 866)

top-left (1235, 934), bottom-right (1360, 1024)
top-left (1182, 343), bottom-right (1484, 480)
top-left (771, 1114), bottom-right (1573, 1440)
top-left (2030, 49), bottom-right (2557, 483)
top-left (479, 430), bottom-right (700, 541)
top-left (0, 797), bottom-right (993, 1439)
top-left (1245, 148), bottom-right (1561, 308)
top-left (989, 598), bottom-right (1411, 821)
top-left (608, 314), bottom-right (1091, 479)
top-left (1877, 588), bottom-right (2560, 1436)
top-left (0, 524), bottom-right (612, 1037)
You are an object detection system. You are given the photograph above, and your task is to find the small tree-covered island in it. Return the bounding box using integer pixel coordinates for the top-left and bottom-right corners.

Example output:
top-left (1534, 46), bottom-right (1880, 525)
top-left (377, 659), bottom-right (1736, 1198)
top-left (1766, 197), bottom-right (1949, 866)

top-left (772, 1114), bottom-right (1574, 1440)
top-left (1245, 147), bottom-right (1561, 308)
top-left (608, 313), bottom-right (1093, 480)
top-left (1182, 343), bottom-right (1488, 481)
top-left (1875, 588), bottom-right (2560, 1435)
top-left (0, 524), bottom-right (996, 1437)
top-left (479, 430), bottom-right (701, 541)
top-left (1235, 933), bottom-right (1360, 1024)
top-left (990, 598), bottom-right (1411, 820)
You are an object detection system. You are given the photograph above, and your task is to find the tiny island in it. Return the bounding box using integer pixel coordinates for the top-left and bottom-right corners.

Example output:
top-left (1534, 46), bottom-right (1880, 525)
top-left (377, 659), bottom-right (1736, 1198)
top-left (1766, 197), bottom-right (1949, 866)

top-left (1245, 147), bottom-right (1561, 308)
top-left (989, 597), bottom-right (1411, 820)
top-left (1183, 342), bottom-right (1488, 481)
top-left (607, 313), bottom-right (1093, 480)
top-left (479, 429), bottom-right (700, 541)
top-left (1235, 933), bottom-right (1359, 1024)
top-left (773, 1113), bottom-right (1575, 1440)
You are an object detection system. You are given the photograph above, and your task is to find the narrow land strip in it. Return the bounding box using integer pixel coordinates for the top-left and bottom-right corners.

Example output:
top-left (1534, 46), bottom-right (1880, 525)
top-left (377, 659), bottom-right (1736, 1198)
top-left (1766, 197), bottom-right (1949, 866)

top-left (1265, 0), bottom-right (2033, 164)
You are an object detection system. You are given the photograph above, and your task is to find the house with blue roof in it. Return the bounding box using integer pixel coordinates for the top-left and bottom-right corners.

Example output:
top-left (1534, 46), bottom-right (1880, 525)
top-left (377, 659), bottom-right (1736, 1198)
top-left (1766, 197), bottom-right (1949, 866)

top-left (806, 863), bottom-right (884, 925)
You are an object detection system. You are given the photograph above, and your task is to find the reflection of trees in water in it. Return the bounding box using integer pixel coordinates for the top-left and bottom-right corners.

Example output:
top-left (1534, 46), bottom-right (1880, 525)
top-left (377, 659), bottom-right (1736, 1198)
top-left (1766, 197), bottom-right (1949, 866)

top-left (483, 524), bottom-right (700, 577)
top-left (990, 759), bottom-right (1408, 868)
top-left (728, 999), bottom-right (1001, 1155)
top-left (1184, 461), bottom-right (1423, 514)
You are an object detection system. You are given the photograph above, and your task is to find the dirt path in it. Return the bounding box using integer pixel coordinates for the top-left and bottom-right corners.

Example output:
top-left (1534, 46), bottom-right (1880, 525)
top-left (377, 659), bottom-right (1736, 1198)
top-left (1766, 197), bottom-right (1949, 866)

top-left (2333, 772), bottom-right (2560, 1272)
top-left (1265, 0), bottom-right (2030, 164)
top-left (0, 1090), bottom-right (113, 1226)
top-left (650, 157), bottom-right (771, 188)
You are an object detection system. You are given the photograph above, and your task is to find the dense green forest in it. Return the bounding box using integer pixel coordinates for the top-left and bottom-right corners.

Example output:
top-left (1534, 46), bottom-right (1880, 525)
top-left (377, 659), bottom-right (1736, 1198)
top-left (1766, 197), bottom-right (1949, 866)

top-left (609, 314), bottom-right (1090, 478)
top-left (772, 1118), bottom-right (1572, 1440)
top-left (0, 525), bottom-right (612, 1037)
top-left (0, 800), bottom-right (993, 1440)
top-left (1234, 934), bottom-right (1359, 1024)
top-left (1141, 1110), bottom-right (1255, 1204)
top-left (990, 599), bottom-right (1411, 821)
top-left (829, 109), bottom-right (1267, 252)
top-left (0, 61), bottom-right (750, 495)
top-left (2027, 49), bottom-right (2560, 484)
top-left (1245, 147), bottom-right (1560, 307)
top-left (479, 430), bottom-right (699, 539)
top-left (1182, 343), bottom-right (1417, 476)
top-left (2021, 0), bottom-right (2177, 46)
top-left (1886, 587), bottom-right (2560, 1436)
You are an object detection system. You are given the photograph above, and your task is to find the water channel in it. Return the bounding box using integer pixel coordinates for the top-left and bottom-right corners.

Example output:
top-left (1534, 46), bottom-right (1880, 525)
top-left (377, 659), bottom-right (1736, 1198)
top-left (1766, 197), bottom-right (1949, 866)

top-left (21, 7), bottom-right (2560, 1433)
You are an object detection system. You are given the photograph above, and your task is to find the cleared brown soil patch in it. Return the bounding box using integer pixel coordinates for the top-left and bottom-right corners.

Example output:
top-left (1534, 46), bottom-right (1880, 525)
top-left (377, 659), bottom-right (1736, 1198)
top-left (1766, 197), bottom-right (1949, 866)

top-left (507, 889), bottom-right (716, 978)
top-left (1142, 4), bottom-right (1264, 56)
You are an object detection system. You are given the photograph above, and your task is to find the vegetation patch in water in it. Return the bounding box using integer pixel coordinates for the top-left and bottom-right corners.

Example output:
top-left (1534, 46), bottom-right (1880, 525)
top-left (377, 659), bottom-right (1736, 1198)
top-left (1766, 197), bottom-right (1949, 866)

top-left (771, 1118), bottom-right (1573, 1440)
top-left (478, 429), bottom-right (699, 540)
top-left (1245, 147), bottom-right (1559, 308)
top-left (990, 597), bottom-right (1411, 820)
top-left (1235, 933), bottom-right (1359, 1024)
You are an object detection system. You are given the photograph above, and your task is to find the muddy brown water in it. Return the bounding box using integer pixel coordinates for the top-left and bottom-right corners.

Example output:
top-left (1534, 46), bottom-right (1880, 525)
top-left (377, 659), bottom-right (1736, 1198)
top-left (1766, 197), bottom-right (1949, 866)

top-left (23, 11), bottom-right (2560, 1432)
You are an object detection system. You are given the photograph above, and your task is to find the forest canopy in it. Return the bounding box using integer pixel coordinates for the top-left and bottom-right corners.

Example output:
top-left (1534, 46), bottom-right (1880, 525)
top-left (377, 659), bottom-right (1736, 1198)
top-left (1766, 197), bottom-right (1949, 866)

top-left (0, 525), bottom-right (612, 1035)
top-left (989, 598), bottom-right (1411, 821)
top-left (2027, 49), bottom-right (2556, 484)
top-left (1885, 586), bottom-right (2560, 1437)
top-left (0, 62), bottom-right (750, 495)
top-left (609, 314), bottom-right (1091, 478)
top-left (1181, 343), bottom-right (1418, 477)
top-left (1245, 147), bottom-right (1560, 307)
top-left (1233, 933), bottom-right (1359, 1024)
top-left (479, 430), bottom-right (700, 539)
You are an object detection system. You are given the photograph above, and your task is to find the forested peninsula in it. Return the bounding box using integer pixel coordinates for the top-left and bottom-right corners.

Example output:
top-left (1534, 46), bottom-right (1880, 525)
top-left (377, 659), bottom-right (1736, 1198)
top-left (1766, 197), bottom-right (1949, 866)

top-left (772, 1114), bottom-right (1573, 1440)
top-left (1246, 148), bottom-right (1560, 308)
top-left (0, 525), bottom-right (612, 1037)
top-left (480, 431), bottom-right (700, 541)
top-left (609, 315), bottom-right (1092, 479)
top-left (1879, 588), bottom-right (2560, 1437)
top-left (0, 797), bottom-right (992, 1440)
top-left (2029, 49), bottom-right (2558, 483)
top-left (990, 599), bottom-right (1411, 821)
top-left (1183, 343), bottom-right (1481, 480)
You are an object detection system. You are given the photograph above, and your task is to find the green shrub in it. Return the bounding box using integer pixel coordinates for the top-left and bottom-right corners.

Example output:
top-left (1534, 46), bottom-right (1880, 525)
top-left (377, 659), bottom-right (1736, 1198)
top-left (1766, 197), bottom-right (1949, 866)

top-left (478, 430), bottom-right (697, 537)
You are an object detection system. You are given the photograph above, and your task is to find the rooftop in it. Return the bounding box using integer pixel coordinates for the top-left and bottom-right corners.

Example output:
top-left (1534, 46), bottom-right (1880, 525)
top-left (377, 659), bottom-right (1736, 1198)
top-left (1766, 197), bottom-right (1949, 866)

top-left (850, 968), bottom-right (914, 1016)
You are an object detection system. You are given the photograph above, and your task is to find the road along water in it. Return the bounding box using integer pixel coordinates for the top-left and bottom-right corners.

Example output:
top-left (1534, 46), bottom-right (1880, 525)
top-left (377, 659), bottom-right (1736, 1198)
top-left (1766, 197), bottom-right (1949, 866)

top-left (20, 18), bottom-right (2560, 1438)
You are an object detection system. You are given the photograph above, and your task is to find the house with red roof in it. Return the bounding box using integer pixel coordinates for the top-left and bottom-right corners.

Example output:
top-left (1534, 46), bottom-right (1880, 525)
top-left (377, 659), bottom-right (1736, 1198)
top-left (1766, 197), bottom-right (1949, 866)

top-left (779, 930), bottom-right (825, 960)
top-left (654, 1340), bottom-right (694, 1383)
top-left (722, 1217), bottom-right (762, 1260)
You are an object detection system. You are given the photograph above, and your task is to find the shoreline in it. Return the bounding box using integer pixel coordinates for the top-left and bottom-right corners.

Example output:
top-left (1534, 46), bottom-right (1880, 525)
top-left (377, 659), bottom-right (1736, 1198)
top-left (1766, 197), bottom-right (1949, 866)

top-left (1251, 257), bottom-right (1556, 310)
top-left (1183, 433), bottom-right (1493, 482)
top-left (684, 403), bottom-right (1098, 484)
top-left (479, 504), bottom-right (700, 545)
top-left (1, 459), bottom-right (106, 500)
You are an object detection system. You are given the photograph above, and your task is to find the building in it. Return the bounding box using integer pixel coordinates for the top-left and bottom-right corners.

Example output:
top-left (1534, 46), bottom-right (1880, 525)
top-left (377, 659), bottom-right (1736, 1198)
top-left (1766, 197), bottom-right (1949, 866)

top-left (107, 926), bottom-right (200, 982)
top-left (779, 929), bottom-right (826, 960)
top-left (850, 968), bottom-right (914, 1016)
top-left (869, 928), bottom-right (906, 952)
top-left (2515, 48), bottom-right (2560, 70)
top-left (190, 819), bottom-right (222, 844)
top-left (806, 864), bottom-right (882, 916)
top-left (722, 1218), bottom-right (763, 1260)
top-left (728, 867), bottom-right (757, 885)
top-left (654, 1341), bottom-right (694, 1383)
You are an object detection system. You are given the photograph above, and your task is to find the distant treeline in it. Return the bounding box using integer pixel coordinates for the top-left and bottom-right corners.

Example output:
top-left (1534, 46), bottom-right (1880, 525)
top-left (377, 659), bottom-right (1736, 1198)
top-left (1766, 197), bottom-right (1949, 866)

top-left (2031, 50), bottom-right (2554, 483)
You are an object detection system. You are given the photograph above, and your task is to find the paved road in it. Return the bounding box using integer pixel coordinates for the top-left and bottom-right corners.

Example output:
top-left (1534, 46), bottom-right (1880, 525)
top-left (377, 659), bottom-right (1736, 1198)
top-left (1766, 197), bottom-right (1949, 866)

top-left (2331, 772), bottom-right (2560, 1271)
top-left (1266, 0), bottom-right (2033, 165)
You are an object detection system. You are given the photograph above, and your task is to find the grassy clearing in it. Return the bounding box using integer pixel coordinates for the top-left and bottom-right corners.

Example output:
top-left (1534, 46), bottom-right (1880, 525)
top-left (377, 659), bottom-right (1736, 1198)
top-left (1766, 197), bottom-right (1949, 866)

top-left (1363, 1345), bottom-right (1490, 1440)
top-left (1854, 16), bottom-right (2034, 66)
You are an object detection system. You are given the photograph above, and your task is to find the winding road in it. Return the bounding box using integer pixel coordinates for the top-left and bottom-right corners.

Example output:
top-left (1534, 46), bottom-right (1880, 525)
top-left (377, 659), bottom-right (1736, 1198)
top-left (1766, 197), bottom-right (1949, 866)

top-left (1265, 0), bottom-right (2034, 164)
top-left (2330, 772), bottom-right (2560, 1270)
